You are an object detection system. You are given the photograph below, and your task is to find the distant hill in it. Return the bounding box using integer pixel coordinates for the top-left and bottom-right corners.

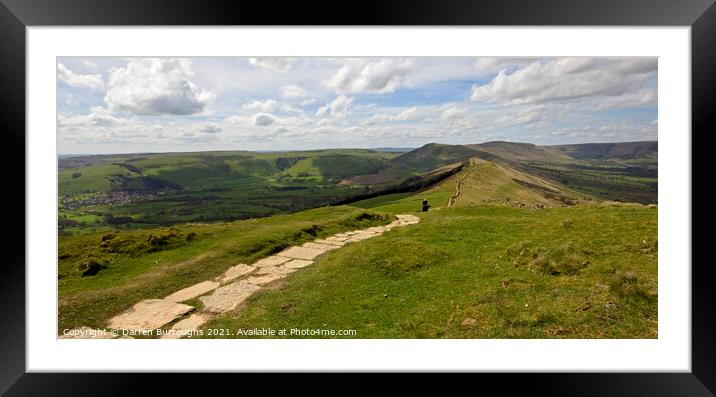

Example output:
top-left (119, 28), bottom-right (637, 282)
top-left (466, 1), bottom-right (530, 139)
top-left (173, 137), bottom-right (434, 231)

top-left (423, 157), bottom-right (585, 209)
top-left (546, 141), bottom-right (658, 160)
top-left (390, 143), bottom-right (480, 173)
top-left (58, 140), bottom-right (657, 233)
top-left (466, 141), bottom-right (569, 162)
top-left (348, 140), bottom-right (657, 204)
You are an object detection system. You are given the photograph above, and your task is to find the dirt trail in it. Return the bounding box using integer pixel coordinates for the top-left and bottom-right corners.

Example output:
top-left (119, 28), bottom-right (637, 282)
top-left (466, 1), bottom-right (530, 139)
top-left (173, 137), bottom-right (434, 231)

top-left (61, 214), bottom-right (421, 339)
top-left (448, 170), bottom-right (471, 207)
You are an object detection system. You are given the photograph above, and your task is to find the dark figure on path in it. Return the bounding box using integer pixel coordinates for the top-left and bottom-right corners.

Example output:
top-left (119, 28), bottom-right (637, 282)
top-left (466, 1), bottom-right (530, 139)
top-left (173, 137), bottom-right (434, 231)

top-left (422, 199), bottom-right (430, 212)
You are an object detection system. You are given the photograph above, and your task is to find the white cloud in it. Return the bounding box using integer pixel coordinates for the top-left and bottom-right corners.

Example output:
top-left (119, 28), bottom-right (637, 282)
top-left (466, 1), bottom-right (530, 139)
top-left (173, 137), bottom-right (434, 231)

top-left (224, 115), bottom-right (248, 125)
top-left (324, 59), bottom-right (413, 94)
top-left (393, 107), bottom-right (419, 121)
top-left (57, 63), bottom-right (104, 89)
top-left (473, 58), bottom-right (538, 74)
top-left (58, 107), bottom-right (126, 127)
top-left (360, 114), bottom-right (391, 126)
top-left (248, 58), bottom-right (297, 72)
top-left (242, 99), bottom-right (278, 112)
top-left (82, 61), bottom-right (99, 71)
top-left (105, 58), bottom-right (214, 115)
top-left (282, 115), bottom-right (313, 126)
top-left (594, 89), bottom-right (657, 111)
top-left (470, 58), bottom-right (657, 105)
top-left (280, 84), bottom-right (307, 98)
top-left (441, 106), bottom-right (466, 121)
top-left (252, 113), bottom-right (276, 126)
top-left (316, 95), bottom-right (353, 118)
top-left (300, 98), bottom-right (317, 106)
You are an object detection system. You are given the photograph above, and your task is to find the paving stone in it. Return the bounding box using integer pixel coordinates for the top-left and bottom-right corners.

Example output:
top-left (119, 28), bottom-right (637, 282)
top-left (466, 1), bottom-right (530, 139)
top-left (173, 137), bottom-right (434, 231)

top-left (199, 282), bottom-right (261, 313)
top-left (244, 272), bottom-right (288, 286)
top-left (254, 255), bottom-right (291, 268)
top-left (107, 299), bottom-right (194, 331)
top-left (283, 259), bottom-right (313, 269)
top-left (216, 264), bottom-right (256, 283)
top-left (255, 265), bottom-right (297, 276)
top-left (314, 239), bottom-right (345, 247)
top-left (276, 246), bottom-right (325, 260)
top-left (160, 313), bottom-right (212, 339)
top-left (165, 280), bottom-right (220, 302)
top-left (302, 242), bottom-right (338, 251)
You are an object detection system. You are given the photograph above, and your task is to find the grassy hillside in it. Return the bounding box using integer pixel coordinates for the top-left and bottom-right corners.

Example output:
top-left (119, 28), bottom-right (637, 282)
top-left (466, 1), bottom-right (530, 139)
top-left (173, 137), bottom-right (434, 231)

top-left (57, 142), bottom-right (658, 339)
top-left (58, 141), bottom-right (657, 234)
top-left (201, 203), bottom-right (657, 338)
top-left (58, 206), bottom-right (394, 332)
top-left (346, 141), bottom-right (657, 204)
top-left (58, 149), bottom-right (399, 233)
top-left (352, 157), bottom-right (589, 212)
top-left (467, 141), bottom-right (570, 162)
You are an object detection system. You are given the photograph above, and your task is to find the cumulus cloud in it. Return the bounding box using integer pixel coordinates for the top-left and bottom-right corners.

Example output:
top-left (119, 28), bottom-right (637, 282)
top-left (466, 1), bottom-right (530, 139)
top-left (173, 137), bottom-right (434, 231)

top-left (360, 114), bottom-right (391, 126)
top-left (594, 89), bottom-right (657, 111)
top-left (57, 63), bottom-right (104, 89)
top-left (470, 58), bottom-right (657, 106)
top-left (300, 98), bottom-right (317, 106)
top-left (316, 95), bottom-right (353, 118)
top-left (242, 99), bottom-right (278, 112)
top-left (58, 107), bottom-right (126, 127)
top-left (104, 58), bottom-right (214, 115)
top-left (441, 106), bottom-right (466, 120)
top-left (324, 59), bottom-right (413, 94)
top-left (280, 84), bottom-right (307, 98)
top-left (252, 113), bottom-right (276, 126)
top-left (393, 107), bottom-right (420, 121)
top-left (82, 61), bottom-right (99, 71)
top-left (473, 58), bottom-right (538, 74)
top-left (248, 58), bottom-right (297, 72)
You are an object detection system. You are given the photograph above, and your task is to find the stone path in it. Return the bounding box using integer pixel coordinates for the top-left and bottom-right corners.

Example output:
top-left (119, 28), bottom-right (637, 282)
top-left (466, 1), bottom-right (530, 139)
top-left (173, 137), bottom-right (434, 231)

top-left (61, 214), bottom-right (420, 339)
top-left (448, 170), bottom-right (471, 207)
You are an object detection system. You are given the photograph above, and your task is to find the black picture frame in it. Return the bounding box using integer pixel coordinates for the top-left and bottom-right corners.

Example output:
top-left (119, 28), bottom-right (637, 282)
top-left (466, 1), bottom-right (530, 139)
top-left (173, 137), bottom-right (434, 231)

top-left (2, 0), bottom-right (714, 395)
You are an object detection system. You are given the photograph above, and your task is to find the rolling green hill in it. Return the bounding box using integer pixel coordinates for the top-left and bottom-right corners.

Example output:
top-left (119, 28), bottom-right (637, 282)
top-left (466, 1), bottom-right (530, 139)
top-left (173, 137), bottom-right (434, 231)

top-left (57, 141), bottom-right (658, 339)
top-left (58, 140), bottom-right (657, 236)
top-left (58, 149), bottom-right (402, 233)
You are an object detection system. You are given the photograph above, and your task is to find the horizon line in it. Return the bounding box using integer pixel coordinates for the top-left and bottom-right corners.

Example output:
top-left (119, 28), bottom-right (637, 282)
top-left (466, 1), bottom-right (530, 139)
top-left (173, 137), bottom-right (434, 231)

top-left (57, 139), bottom-right (658, 157)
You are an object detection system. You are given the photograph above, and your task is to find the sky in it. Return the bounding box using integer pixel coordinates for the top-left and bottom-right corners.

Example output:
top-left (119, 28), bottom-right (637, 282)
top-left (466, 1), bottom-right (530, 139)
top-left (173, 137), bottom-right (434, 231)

top-left (56, 57), bottom-right (657, 154)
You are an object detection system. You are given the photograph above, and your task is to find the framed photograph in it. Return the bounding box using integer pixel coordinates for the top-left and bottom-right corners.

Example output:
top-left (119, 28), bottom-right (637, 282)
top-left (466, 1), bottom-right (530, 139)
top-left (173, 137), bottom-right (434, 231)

top-left (4, 0), bottom-right (715, 394)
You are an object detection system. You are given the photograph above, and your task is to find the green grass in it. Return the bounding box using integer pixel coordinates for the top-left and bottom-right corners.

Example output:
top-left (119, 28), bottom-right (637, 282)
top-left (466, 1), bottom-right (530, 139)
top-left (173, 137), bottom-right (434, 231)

top-left (200, 203), bottom-right (657, 339)
top-left (59, 149), bottom-right (400, 234)
top-left (57, 206), bottom-right (394, 332)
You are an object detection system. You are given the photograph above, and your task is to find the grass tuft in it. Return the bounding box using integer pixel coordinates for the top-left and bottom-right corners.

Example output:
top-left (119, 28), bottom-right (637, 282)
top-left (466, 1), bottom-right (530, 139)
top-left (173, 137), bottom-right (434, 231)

top-left (506, 241), bottom-right (590, 275)
top-left (609, 270), bottom-right (655, 300)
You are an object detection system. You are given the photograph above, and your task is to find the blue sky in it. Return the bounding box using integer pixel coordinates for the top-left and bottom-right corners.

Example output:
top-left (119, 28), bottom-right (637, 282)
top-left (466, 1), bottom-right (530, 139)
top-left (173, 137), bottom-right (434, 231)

top-left (57, 57), bottom-right (657, 154)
